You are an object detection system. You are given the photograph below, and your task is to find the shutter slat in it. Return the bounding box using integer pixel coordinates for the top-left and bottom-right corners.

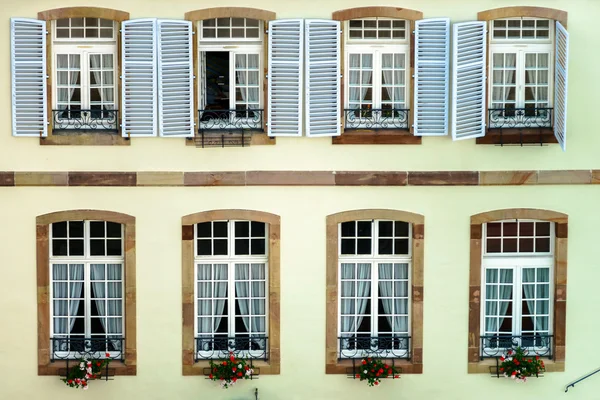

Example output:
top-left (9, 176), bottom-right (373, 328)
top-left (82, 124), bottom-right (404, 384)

top-left (451, 21), bottom-right (486, 140)
top-left (157, 20), bottom-right (194, 137)
top-left (554, 21), bottom-right (568, 152)
top-left (122, 19), bottom-right (157, 137)
top-left (305, 19), bottom-right (340, 137)
top-left (414, 18), bottom-right (450, 136)
top-left (11, 18), bottom-right (47, 137)
top-left (268, 19), bottom-right (304, 137)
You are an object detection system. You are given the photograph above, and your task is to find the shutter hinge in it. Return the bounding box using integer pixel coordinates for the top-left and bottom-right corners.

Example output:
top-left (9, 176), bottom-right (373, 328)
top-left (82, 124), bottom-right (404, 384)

top-left (119, 75), bottom-right (123, 79)
top-left (339, 74), bottom-right (343, 78)
top-left (45, 30), bottom-right (49, 35)
top-left (119, 29), bottom-right (122, 33)
top-left (265, 29), bottom-right (269, 34)
top-left (192, 31), bottom-right (196, 35)
top-left (265, 122), bottom-right (269, 126)
top-left (339, 30), bottom-right (343, 34)
top-left (265, 74), bottom-right (269, 79)
top-left (45, 75), bottom-right (49, 79)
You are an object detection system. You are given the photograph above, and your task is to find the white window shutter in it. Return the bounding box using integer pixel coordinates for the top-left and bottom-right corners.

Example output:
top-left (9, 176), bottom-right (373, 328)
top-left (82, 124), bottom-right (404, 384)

top-left (414, 18), bottom-right (450, 136)
top-left (305, 19), bottom-right (341, 137)
top-left (267, 19), bottom-right (304, 137)
top-left (554, 21), bottom-right (569, 152)
top-left (121, 19), bottom-right (157, 137)
top-left (11, 18), bottom-right (47, 137)
top-left (451, 21), bottom-right (486, 140)
top-left (157, 20), bottom-right (194, 137)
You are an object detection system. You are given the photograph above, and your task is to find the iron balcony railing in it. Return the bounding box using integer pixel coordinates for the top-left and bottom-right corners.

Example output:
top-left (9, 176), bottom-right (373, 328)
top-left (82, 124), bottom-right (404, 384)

top-left (488, 107), bottom-right (553, 130)
top-left (338, 336), bottom-right (411, 360)
top-left (50, 337), bottom-right (125, 361)
top-left (344, 108), bottom-right (410, 131)
top-left (194, 336), bottom-right (268, 362)
top-left (480, 334), bottom-right (553, 359)
top-left (52, 109), bottom-right (119, 132)
top-left (198, 109), bottom-right (264, 133)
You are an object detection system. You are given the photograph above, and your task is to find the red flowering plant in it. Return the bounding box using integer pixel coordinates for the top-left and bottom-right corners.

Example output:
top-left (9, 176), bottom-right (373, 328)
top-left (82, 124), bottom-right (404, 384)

top-left (208, 352), bottom-right (254, 389)
top-left (62, 353), bottom-right (111, 390)
top-left (355, 358), bottom-right (400, 387)
top-left (498, 347), bottom-right (545, 382)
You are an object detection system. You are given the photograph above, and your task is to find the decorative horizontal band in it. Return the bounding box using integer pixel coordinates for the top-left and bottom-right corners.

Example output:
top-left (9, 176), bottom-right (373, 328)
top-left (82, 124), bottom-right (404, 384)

top-left (0, 170), bottom-right (599, 187)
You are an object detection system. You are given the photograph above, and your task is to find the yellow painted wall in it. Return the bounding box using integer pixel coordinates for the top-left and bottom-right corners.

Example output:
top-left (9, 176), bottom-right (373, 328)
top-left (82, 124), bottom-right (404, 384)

top-left (2, 0), bottom-right (600, 399)
top-left (0, 0), bottom-right (599, 171)
top-left (1, 186), bottom-right (599, 399)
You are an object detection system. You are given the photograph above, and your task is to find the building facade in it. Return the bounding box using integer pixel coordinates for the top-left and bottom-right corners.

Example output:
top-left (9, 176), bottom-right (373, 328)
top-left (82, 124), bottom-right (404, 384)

top-left (1, 0), bottom-right (599, 399)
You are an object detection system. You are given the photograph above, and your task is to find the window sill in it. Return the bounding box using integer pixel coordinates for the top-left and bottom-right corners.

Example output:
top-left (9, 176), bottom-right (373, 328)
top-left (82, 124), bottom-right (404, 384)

top-left (332, 130), bottom-right (421, 145)
top-left (476, 128), bottom-right (557, 146)
top-left (468, 359), bottom-right (564, 374)
top-left (326, 358), bottom-right (422, 374)
top-left (183, 360), bottom-right (279, 375)
top-left (41, 132), bottom-right (130, 146)
top-left (38, 361), bottom-right (136, 376)
top-left (185, 132), bottom-right (275, 147)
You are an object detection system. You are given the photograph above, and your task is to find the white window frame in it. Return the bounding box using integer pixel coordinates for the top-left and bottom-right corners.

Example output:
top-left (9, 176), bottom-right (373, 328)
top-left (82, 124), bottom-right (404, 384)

top-left (344, 19), bottom-right (410, 122)
top-left (199, 18), bottom-right (263, 42)
top-left (53, 18), bottom-right (117, 42)
top-left (51, 45), bottom-right (118, 112)
top-left (337, 220), bottom-right (412, 358)
top-left (49, 220), bottom-right (125, 359)
top-left (481, 219), bottom-right (554, 352)
top-left (193, 220), bottom-right (269, 359)
top-left (488, 18), bottom-right (554, 113)
top-left (345, 18), bottom-right (409, 44)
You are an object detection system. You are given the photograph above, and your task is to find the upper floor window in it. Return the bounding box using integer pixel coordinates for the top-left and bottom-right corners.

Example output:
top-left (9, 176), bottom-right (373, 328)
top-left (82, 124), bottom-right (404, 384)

top-left (481, 220), bottom-right (554, 358)
top-left (52, 18), bottom-right (118, 132)
top-left (338, 220), bottom-right (411, 359)
top-left (344, 18), bottom-right (410, 131)
top-left (488, 18), bottom-right (554, 129)
top-left (197, 18), bottom-right (263, 134)
top-left (50, 220), bottom-right (124, 359)
top-left (194, 220), bottom-right (268, 359)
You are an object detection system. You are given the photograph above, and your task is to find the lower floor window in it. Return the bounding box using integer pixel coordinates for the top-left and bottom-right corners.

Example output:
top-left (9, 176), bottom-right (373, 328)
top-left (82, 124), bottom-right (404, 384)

top-left (51, 262), bottom-right (124, 357)
top-left (339, 262), bottom-right (410, 358)
top-left (195, 262), bottom-right (268, 358)
top-left (481, 261), bottom-right (553, 357)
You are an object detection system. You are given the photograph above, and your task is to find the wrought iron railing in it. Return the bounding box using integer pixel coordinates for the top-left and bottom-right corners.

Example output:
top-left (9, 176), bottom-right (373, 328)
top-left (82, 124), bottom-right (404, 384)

top-left (198, 109), bottom-right (263, 132)
top-left (338, 336), bottom-right (411, 360)
top-left (195, 336), bottom-right (268, 362)
top-left (50, 337), bottom-right (125, 361)
top-left (480, 334), bottom-right (553, 359)
top-left (344, 108), bottom-right (410, 131)
top-left (488, 108), bottom-right (553, 130)
top-left (52, 109), bottom-right (119, 132)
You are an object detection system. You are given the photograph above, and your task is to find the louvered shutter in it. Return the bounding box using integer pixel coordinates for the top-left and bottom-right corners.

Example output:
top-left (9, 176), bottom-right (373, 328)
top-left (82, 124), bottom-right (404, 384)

top-left (157, 20), bottom-right (194, 137)
top-left (451, 21), bottom-right (486, 140)
top-left (121, 19), bottom-right (157, 137)
top-left (304, 19), bottom-right (341, 137)
top-left (414, 18), bottom-right (450, 136)
top-left (267, 19), bottom-right (304, 137)
top-left (554, 21), bottom-right (569, 152)
top-left (11, 18), bottom-right (47, 137)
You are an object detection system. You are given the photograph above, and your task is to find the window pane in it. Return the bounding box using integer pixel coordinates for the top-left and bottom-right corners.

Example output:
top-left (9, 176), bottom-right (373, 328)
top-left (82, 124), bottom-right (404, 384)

top-left (378, 239), bottom-right (393, 254)
top-left (341, 239), bottom-right (355, 254)
top-left (235, 221), bottom-right (250, 237)
top-left (341, 221), bottom-right (355, 236)
top-left (357, 239), bottom-right (371, 254)
top-left (235, 239), bottom-right (250, 255)
top-left (197, 222), bottom-right (211, 238)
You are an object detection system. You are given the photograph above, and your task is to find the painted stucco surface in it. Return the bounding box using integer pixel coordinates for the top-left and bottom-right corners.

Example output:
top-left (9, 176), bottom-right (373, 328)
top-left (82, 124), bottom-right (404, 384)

top-left (1, 0), bottom-right (600, 399)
